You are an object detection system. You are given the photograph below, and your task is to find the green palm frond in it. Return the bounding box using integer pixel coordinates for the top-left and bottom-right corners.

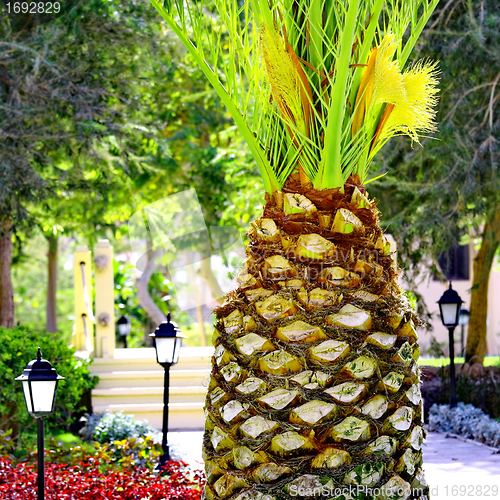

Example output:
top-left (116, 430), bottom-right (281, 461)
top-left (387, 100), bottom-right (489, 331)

top-left (151, 0), bottom-right (440, 193)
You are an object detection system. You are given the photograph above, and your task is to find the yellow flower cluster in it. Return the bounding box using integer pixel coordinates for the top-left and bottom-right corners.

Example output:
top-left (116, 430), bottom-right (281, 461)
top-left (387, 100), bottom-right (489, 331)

top-left (384, 60), bottom-right (440, 141)
top-left (353, 33), bottom-right (439, 147)
top-left (261, 26), bottom-right (310, 139)
top-left (370, 34), bottom-right (407, 109)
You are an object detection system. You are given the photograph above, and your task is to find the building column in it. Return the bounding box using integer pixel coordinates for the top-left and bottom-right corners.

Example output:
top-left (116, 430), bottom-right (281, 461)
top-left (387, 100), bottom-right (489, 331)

top-left (94, 240), bottom-right (115, 358)
top-left (73, 245), bottom-right (94, 354)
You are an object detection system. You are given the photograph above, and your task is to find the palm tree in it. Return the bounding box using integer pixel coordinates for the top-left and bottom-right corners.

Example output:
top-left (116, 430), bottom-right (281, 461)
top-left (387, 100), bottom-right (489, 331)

top-left (150, 1), bottom-right (439, 499)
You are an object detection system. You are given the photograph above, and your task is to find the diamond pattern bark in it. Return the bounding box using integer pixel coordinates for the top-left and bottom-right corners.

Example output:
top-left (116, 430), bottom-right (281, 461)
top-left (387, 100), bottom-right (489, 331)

top-left (203, 181), bottom-right (428, 500)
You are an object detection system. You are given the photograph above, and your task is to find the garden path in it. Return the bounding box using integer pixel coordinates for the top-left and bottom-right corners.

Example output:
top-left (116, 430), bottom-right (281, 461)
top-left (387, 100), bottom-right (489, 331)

top-left (422, 431), bottom-right (500, 500)
top-left (168, 430), bottom-right (500, 499)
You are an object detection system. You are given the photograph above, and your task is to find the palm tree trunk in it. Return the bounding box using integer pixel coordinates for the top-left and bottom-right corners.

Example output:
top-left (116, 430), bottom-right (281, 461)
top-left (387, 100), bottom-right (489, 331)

top-left (46, 234), bottom-right (58, 333)
top-left (465, 210), bottom-right (500, 364)
top-left (0, 218), bottom-right (15, 328)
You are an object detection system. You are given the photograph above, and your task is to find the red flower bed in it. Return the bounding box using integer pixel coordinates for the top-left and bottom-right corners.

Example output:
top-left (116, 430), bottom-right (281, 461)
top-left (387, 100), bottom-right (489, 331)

top-left (0, 457), bottom-right (204, 499)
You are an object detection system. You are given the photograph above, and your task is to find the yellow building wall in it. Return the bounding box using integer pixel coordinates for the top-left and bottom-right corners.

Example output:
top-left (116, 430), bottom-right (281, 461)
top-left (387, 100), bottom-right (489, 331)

top-left (73, 245), bottom-right (94, 353)
top-left (94, 240), bottom-right (115, 358)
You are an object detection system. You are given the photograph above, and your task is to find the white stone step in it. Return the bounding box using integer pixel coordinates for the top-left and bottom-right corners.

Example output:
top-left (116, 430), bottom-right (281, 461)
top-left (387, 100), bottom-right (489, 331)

top-left (88, 347), bottom-right (214, 373)
top-left (92, 402), bottom-right (205, 430)
top-left (87, 347), bottom-right (213, 430)
top-left (94, 369), bottom-right (211, 388)
top-left (93, 385), bottom-right (208, 396)
top-left (92, 385), bottom-right (208, 405)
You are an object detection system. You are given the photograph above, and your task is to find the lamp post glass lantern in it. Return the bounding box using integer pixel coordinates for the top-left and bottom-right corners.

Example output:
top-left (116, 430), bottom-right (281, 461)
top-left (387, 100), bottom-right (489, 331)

top-left (437, 282), bottom-right (463, 327)
top-left (437, 282), bottom-right (463, 409)
top-left (150, 313), bottom-right (186, 470)
top-left (117, 315), bottom-right (132, 348)
top-left (15, 347), bottom-right (64, 500)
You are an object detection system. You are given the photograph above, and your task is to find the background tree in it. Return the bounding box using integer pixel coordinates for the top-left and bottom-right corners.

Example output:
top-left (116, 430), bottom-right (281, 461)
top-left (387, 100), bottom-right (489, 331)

top-left (0, 0), bottom-right (140, 327)
top-left (371, 0), bottom-right (500, 363)
top-left (1, 0), bottom-right (255, 333)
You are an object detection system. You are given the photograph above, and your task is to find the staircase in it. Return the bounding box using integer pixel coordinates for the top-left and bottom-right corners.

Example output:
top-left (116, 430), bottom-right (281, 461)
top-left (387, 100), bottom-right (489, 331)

top-left (87, 347), bottom-right (214, 430)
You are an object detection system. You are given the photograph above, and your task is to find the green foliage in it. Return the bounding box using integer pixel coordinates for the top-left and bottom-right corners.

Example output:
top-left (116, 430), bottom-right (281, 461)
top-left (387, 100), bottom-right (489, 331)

top-left (114, 259), bottom-right (212, 346)
top-left (7, 428), bottom-right (82, 461)
top-left (151, 0), bottom-right (439, 191)
top-left (48, 435), bottom-right (163, 472)
top-left (0, 326), bottom-right (97, 437)
top-left (3, 0), bottom-right (256, 329)
top-left (81, 411), bottom-right (160, 445)
top-left (440, 375), bottom-right (500, 419)
top-left (371, 0), bottom-right (500, 281)
top-left (419, 356), bottom-right (500, 367)
top-left (183, 322), bottom-right (215, 347)
top-left (1, 0), bottom-right (239, 244)
top-left (0, 430), bottom-right (15, 460)
top-left (2, 0), bottom-right (262, 336)
top-left (428, 337), bottom-right (446, 359)
top-left (74, 411), bottom-right (163, 470)
top-left (12, 235), bottom-right (74, 342)
top-left (1, 426), bottom-right (163, 472)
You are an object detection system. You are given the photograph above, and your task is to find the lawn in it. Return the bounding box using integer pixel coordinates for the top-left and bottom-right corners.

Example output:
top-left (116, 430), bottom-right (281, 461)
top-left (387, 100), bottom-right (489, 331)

top-left (418, 356), bottom-right (500, 367)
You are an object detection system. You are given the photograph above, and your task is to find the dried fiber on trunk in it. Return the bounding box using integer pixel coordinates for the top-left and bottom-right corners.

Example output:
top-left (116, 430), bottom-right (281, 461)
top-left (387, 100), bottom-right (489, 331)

top-left (203, 180), bottom-right (426, 500)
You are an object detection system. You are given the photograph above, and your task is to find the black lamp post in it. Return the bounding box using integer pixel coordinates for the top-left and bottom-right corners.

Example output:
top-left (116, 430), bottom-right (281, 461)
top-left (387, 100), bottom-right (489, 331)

top-left (458, 308), bottom-right (470, 357)
top-left (437, 282), bottom-right (463, 408)
top-left (149, 313), bottom-right (186, 471)
top-left (15, 347), bottom-right (64, 500)
top-left (117, 315), bottom-right (132, 348)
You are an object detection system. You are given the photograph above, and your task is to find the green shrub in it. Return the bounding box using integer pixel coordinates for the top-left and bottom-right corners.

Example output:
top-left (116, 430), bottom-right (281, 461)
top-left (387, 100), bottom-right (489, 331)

top-left (43, 434), bottom-right (164, 472)
top-left (429, 402), bottom-right (500, 448)
top-left (1, 422), bottom-right (162, 471)
top-left (422, 366), bottom-right (500, 421)
top-left (81, 411), bottom-right (161, 444)
top-left (0, 326), bottom-right (97, 439)
top-left (0, 430), bottom-right (15, 460)
top-left (440, 375), bottom-right (500, 418)
top-left (78, 411), bottom-right (105, 442)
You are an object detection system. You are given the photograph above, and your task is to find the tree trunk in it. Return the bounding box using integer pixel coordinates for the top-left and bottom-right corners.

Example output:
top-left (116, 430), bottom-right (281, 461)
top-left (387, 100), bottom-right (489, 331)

top-left (465, 211), bottom-right (500, 364)
top-left (196, 303), bottom-right (207, 346)
top-left (188, 252), bottom-right (207, 346)
top-left (199, 257), bottom-right (225, 305)
top-left (0, 219), bottom-right (15, 328)
top-left (136, 248), bottom-right (167, 327)
top-left (46, 234), bottom-right (58, 333)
